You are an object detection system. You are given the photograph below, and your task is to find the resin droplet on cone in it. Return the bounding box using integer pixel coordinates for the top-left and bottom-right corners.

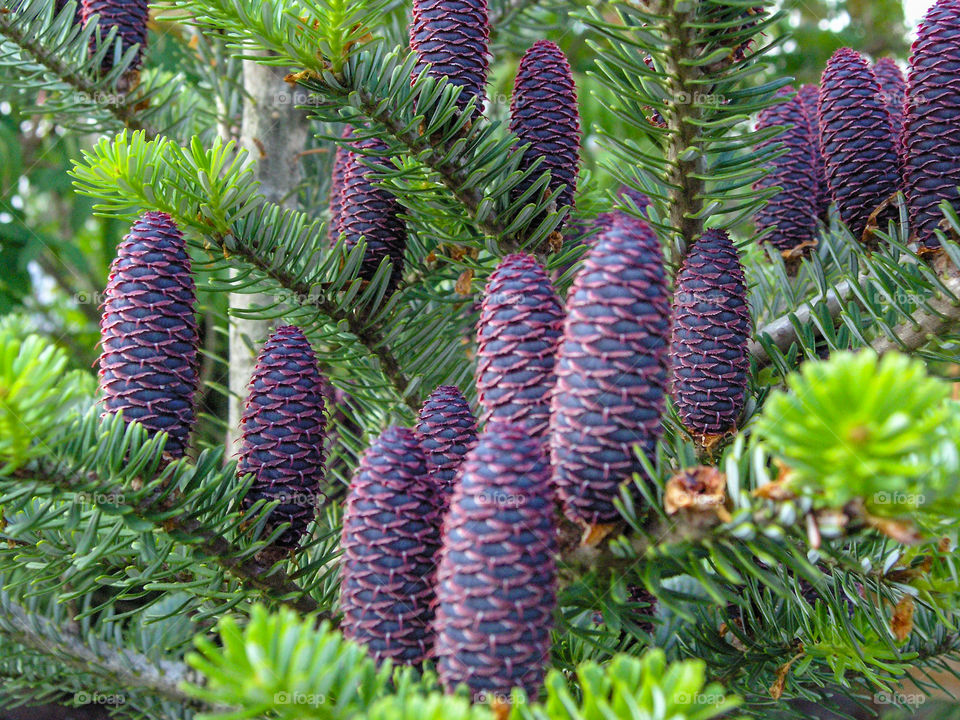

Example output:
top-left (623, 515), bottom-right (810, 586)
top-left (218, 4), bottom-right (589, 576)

top-left (340, 427), bottom-right (442, 666)
top-left (476, 253), bottom-right (563, 438)
top-left (416, 385), bottom-right (477, 503)
top-left (669, 229), bottom-right (751, 440)
top-left (753, 88), bottom-right (820, 255)
top-left (509, 40), bottom-right (581, 231)
top-left (81, 0), bottom-right (149, 69)
top-left (434, 422), bottom-right (556, 700)
top-left (550, 214), bottom-right (671, 526)
top-left (238, 325), bottom-right (327, 549)
top-left (818, 48), bottom-right (900, 240)
top-left (338, 137), bottom-right (406, 293)
top-left (903, 0), bottom-right (960, 249)
top-left (410, 0), bottom-right (489, 115)
top-left (98, 212), bottom-right (199, 459)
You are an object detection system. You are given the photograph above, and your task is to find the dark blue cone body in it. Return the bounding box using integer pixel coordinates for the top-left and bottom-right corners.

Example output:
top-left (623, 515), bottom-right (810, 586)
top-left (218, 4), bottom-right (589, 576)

top-left (796, 84), bottom-right (831, 220)
top-left (338, 137), bottom-right (406, 293)
top-left (476, 254), bottom-right (563, 438)
top-left (416, 385), bottom-right (477, 504)
top-left (238, 326), bottom-right (327, 550)
top-left (434, 422), bottom-right (556, 701)
top-left (81, 0), bottom-right (149, 69)
top-left (410, 0), bottom-right (489, 115)
top-left (550, 215), bottom-right (671, 527)
top-left (509, 40), bottom-right (581, 230)
top-left (340, 427), bottom-right (442, 666)
top-left (818, 48), bottom-right (901, 240)
top-left (753, 89), bottom-right (820, 254)
top-left (328, 126), bottom-right (353, 244)
top-left (873, 57), bottom-right (907, 155)
top-left (98, 212), bottom-right (198, 459)
top-left (904, 0), bottom-right (960, 249)
top-left (669, 230), bottom-right (751, 438)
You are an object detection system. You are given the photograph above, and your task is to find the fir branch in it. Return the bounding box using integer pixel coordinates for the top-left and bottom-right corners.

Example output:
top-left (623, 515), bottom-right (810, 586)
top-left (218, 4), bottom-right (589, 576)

top-left (14, 459), bottom-right (326, 617)
top-left (0, 595), bottom-right (200, 707)
top-left (871, 268), bottom-right (960, 354)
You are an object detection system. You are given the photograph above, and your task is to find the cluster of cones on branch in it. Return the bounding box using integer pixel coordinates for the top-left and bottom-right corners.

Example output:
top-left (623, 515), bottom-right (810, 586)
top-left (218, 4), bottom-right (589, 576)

top-left (755, 0), bottom-right (960, 260)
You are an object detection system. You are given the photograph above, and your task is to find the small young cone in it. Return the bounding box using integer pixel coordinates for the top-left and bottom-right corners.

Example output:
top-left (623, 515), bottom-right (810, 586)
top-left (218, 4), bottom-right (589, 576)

top-left (818, 48), bottom-right (901, 240)
top-left (98, 212), bottom-right (198, 459)
top-left (476, 253), bottom-right (563, 438)
top-left (434, 422), bottom-right (556, 701)
top-left (416, 385), bottom-right (477, 504)
top-left (238, 325), bottom-right (327, 550)
top-left (903, 0), bottom-right (960, 249)
top-left (550, 214), bottom-right (671, 527)
top-left (669, 229), bottom-right (751, 440)
top-left (340, 427), bottom-right (442, 666)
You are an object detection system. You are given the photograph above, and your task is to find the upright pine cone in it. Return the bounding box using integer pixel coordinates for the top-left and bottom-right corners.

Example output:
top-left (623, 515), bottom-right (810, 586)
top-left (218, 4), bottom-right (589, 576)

top-left (410, 0), bottom-right (489, 115)
top-left (476, 254), bottom-right (563, 438)
top-left (328, 125), bottom-right (353, 244)
top-left (796, 84), bottom-right (832, 221)
top-left (818, 48), bottom-right (901, 241)
top-left (669, 229), bottom-right (751, 441)
top-left (509, 40), bottom-right (581, 230)
top-left (434, 422), bottom-right (556, 700)
top-left (753, 88), bottom-right (820, 256)
top-left (98, 213), bottom-right (198, 459)
top-left (338, 137), bottom-right (406, 293)
top-left (416, 385), bottom-right (477, 504)
top-left (550, 214), bottom-right (671, 527)
top-left (340, 427), bottom-right (442, 666)
top-left (903, 0), bottom-right (960, 249)
top-left (81, 0), bottom-right (150, 69)
top-left (873, 57), bottom-right (907, 152)
top-left (237, 326), bottom-right (327, 550)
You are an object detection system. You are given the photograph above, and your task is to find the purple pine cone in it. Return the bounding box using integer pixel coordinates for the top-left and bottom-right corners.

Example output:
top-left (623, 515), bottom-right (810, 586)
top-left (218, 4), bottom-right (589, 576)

top-left (753, 88), bottom-right (820, 255)
top-left (550, 215), bottom-right (671, 527)
top-left (669, 229), bottom-right (751, 439)
top-left (238, 326), bottom-right (327, 549)
top-left (434, 422), bottom-right (556, 700)
top-left (410, 0), bottom-right (489, 115)
top-left (874, 58), bottom-right (907, 154)
top-left (55, 0), bottom-right (83, 24)
top-left (796, 84), bottom-right (831, 221)
top-left (81, 0), bottom-right (149, 69)
top-left (416, 385), bottom-right (478, 503)
top-left (509, 40), bottom-right (582, 230)
top-left (904, 0), bottom-right (960, 249)
top-left (476, 253), bottom-right (564, 438)
top-left (98, 212), bottom-right (198, 459)
top-left (328, 125), bottom-right (353, 244)
top-left (340, 426), bottom-right (442, 666)
top-left (338, 137), bottom-right (406, 292)
top-left (818, 48), bottom-right (901, 240)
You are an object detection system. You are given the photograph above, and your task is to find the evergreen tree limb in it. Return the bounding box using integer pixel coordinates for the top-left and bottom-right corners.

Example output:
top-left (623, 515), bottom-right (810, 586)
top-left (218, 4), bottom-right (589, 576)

top-left (12, 460), bottom-right (326, 617)
top-left (0, 594), bottom-right (201, 708)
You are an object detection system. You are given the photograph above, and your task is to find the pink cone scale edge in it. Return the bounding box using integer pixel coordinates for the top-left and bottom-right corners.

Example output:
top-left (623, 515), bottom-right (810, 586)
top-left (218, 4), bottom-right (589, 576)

top-left (98, 212), bottom-right (199, 460)
top-left (550, 214), bottom-right (671, 527)
top-left (416, 385), bottom-right (478, 505)
top-left (434, 421), bottom-right (556, 701)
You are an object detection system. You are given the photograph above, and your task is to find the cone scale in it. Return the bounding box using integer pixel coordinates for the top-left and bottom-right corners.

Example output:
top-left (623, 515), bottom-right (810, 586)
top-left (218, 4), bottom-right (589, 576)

top-left (416, 385), bottom-right (478, 504)
top-left (81, 0), bottom-right (149, 69)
